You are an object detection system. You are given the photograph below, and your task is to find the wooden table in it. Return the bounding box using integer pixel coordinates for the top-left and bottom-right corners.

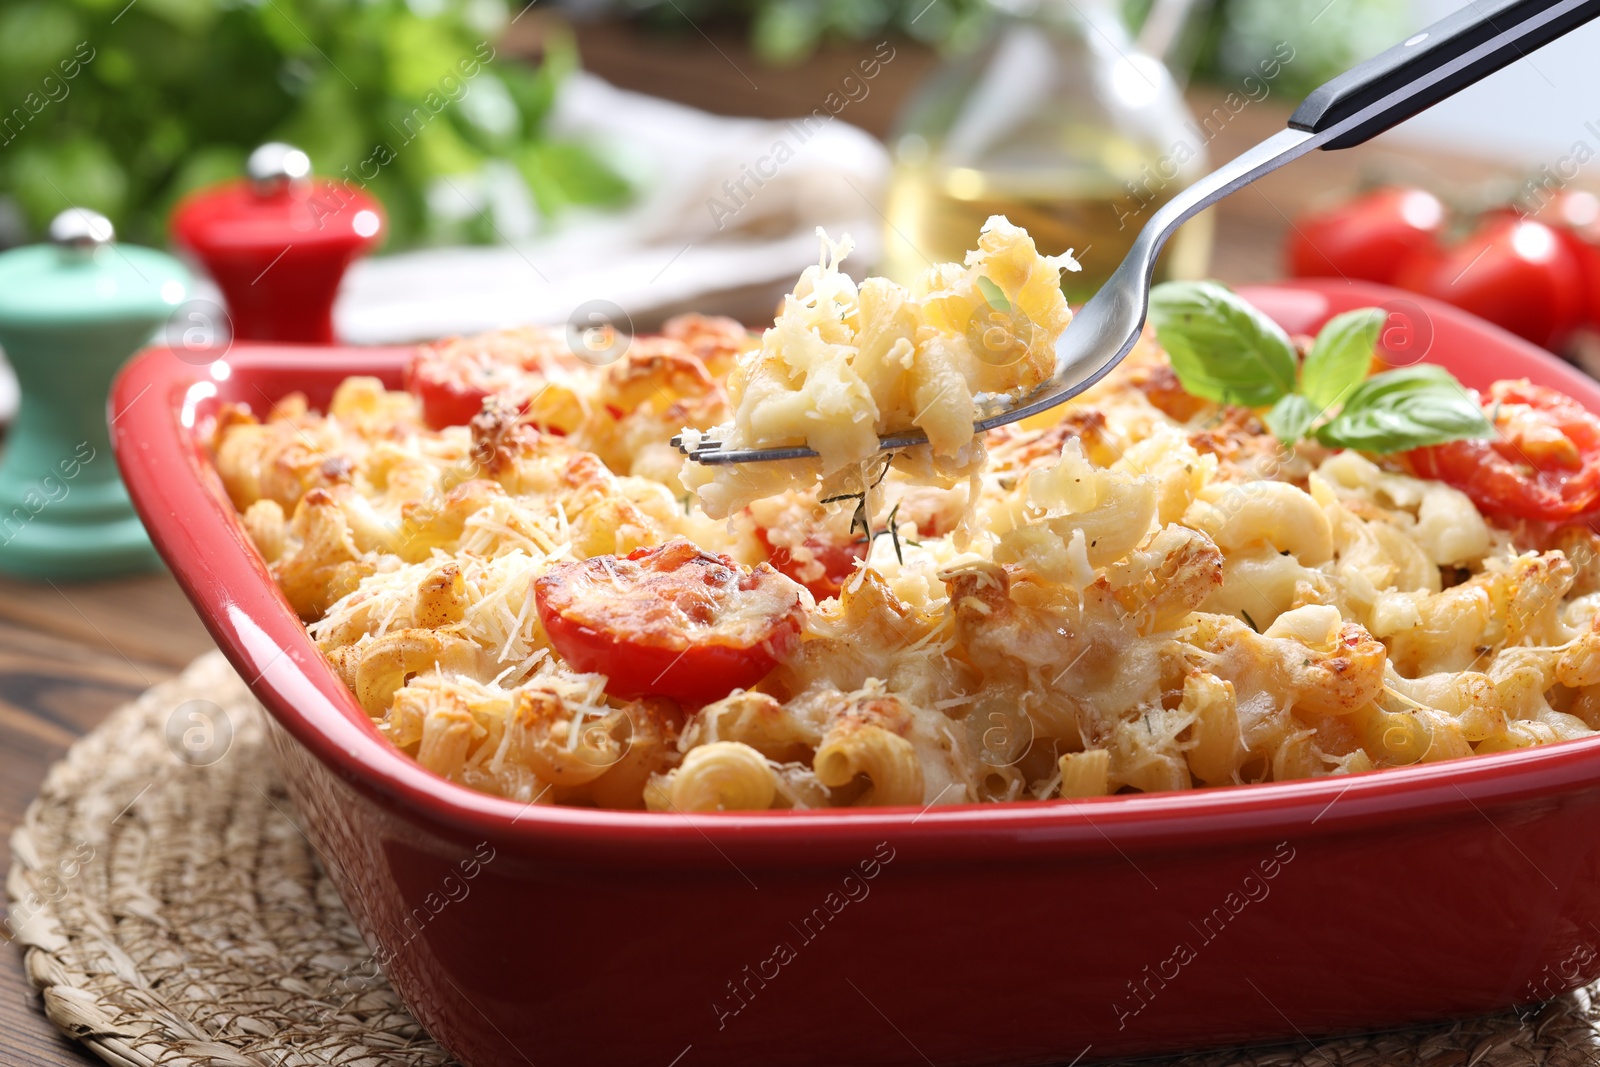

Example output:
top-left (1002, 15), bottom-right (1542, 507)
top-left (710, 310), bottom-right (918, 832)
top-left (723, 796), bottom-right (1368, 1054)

top-left (0, 574), bottom-right (214, 1063)
top-left (0, 18), bottom-right (1559, 1066)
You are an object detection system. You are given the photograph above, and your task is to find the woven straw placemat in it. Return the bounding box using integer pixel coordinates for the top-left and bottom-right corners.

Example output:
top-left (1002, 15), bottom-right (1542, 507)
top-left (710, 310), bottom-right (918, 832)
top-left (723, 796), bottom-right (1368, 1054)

top-left (10, 651), bottom-right (1600, 1067)
top-left (7, 652), bottom-right (451, 1067)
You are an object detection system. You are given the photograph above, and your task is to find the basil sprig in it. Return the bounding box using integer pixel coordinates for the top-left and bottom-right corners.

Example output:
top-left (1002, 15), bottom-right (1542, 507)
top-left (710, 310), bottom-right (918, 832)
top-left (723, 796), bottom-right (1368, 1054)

top-left (1147, 281), bottom-right (1494, 453)
top-left (1147, 281), bottom-right (1296, 407)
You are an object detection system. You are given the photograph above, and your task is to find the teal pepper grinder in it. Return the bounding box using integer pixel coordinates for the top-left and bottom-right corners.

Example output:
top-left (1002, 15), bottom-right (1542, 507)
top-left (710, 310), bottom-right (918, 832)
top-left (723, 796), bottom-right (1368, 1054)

top-left (0, 209), bottom-right (189, 580)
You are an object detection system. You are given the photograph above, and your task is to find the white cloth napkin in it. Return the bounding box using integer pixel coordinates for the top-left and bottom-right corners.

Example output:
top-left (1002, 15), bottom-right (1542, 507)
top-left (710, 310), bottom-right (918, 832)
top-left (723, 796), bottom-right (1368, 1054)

top-left (334, 72), bottom-right (891, 344)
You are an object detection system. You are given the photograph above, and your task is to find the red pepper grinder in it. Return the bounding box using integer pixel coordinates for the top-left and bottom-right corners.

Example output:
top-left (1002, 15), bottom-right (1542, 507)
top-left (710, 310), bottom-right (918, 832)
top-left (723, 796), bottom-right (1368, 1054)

top-left (171, 143), bottom-right (385, 344)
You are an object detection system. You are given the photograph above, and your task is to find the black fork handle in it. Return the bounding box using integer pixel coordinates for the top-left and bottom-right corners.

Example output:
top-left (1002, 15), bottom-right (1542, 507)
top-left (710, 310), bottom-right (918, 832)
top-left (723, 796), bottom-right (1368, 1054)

top-left (1290, 0), bottom-right (1600, 150)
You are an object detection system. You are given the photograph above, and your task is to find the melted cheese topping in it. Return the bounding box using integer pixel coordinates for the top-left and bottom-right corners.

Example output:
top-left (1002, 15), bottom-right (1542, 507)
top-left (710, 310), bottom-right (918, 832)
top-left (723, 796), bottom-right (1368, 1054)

top-left (681, 216), bottom-right (1078, 519)
top-left (213, 237), bottom-right (1600, 813)
top-left (538, 540), bottom-right (803, 650)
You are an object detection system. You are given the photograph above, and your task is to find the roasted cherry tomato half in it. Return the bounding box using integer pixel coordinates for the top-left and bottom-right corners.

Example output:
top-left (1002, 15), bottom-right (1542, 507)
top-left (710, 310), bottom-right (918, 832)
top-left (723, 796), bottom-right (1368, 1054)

top-left (405, 331), bottom-right (568, 430)
top-left (406, 366), bottom-right (493, 430)
top-left (1406, 379), bottom-right (1600, 522)
top-left (1287, 186), bottom-right (1446, 286)
top-left (754, 526), bottom-right (866, 601)
top-left (534, 539), bottom-right (806, 705)
top-left (1395, 216), bottom-right (1587, 350)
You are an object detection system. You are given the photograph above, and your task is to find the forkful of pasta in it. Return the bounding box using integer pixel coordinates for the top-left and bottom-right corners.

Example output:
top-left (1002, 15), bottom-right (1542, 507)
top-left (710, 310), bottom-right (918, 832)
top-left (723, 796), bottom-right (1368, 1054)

top-left (674, 0), bottom-right (1600, 486)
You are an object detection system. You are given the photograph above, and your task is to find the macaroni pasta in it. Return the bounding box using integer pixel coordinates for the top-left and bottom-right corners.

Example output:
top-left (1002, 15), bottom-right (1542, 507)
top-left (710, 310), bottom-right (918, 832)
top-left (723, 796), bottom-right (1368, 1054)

top-left (212, 218), bottom-right (1600, 812)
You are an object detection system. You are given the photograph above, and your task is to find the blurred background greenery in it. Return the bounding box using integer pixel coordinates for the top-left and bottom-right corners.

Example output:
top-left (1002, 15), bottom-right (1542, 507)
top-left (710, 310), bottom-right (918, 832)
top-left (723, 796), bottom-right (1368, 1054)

top-left (0, 0), bottom-right (1405, 252)
top-left (616, 0), bottom-right (1409, 94)
top-left (0, 0), bottom-right (630, 249)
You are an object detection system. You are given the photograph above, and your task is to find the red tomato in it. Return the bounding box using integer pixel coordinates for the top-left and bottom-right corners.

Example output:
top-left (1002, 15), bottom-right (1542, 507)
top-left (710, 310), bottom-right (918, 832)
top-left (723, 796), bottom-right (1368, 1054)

top-left (405, 332), bottom-right (570, 430)
top-left (534, 539), bottom-right (805, 705)
top-left (755, 525), bottom-right (866, 601)
top-left (1287, 187), bottom-right (1446, 285)
top-left (1521, 190), bottom-right (1600, 333)
top-left (406, 360), bottom-right (494, 430)
top-left (1395, 216), bottom-right (1587, 350)
top-left (1406, 380), bottom-right (1600, 522)
top-left (405, 356), bottom-right (574, 434)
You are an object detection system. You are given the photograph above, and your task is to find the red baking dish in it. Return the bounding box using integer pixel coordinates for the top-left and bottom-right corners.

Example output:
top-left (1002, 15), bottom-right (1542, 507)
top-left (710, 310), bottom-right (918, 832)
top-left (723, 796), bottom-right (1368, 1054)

top-left (112, 280), bottom-right (1600, 1067)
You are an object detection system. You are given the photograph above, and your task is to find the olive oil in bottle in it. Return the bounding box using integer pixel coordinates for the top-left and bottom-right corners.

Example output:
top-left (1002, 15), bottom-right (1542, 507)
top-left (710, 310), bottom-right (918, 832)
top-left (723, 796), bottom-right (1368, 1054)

top-left (881, 0), bottom-right (1213, 302)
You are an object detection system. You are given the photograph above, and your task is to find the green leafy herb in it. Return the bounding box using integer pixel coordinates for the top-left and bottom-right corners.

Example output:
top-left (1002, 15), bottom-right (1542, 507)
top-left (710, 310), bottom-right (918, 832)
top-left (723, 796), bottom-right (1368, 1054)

top-left (0, 10), bottom-right (631, 249)
top-left (870, 502), bottom-right (906, 565)
top-left (819, 454), bottom-right (894, 538)
top-left (1264, 393), bottom-right (1316, 445)
top-left (1315, 366), bottom-right (1494, 452)
top-left (1151, 280), bottom-right (1491, 455)
top-left (1300, 307), bottom-right (1385, 409)
top-left (1147, 280), bottom-right (1297, 407)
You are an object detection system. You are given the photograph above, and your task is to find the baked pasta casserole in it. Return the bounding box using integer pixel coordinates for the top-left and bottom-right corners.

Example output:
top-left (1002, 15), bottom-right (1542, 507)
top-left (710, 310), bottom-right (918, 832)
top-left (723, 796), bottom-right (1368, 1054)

top-left (213, 217), bottom-right (1600, 811)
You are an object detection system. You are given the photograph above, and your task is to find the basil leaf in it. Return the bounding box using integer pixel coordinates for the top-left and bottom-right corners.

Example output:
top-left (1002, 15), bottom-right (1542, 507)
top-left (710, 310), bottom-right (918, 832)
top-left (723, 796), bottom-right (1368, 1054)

top-left (1315, 366), bottom-right (1494, 453)
top-left (1265, 393), bottom-right (1317, 445)
top-left (1330, 363), bottom-right (1460, 408)
top-left (1148, 281), bottom-right (1297, 408)
top-left (1301, 307), bottom-right (1384, 410)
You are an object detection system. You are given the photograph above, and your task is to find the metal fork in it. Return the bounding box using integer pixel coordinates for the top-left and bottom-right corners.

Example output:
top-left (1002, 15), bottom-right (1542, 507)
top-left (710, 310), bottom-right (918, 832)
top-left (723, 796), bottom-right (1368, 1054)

top-left (678, 0), bottom-right (1600, 466)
